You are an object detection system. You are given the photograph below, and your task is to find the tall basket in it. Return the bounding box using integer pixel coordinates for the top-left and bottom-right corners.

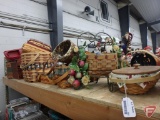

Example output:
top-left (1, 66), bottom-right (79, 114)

top-left (20, 52), bottom-right (56, 82)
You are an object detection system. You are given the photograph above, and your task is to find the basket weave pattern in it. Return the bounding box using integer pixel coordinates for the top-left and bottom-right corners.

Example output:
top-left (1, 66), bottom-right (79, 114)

top-left (22, 39), bottom-right (52, 53)
top-left (86, 53), bottom-right (118, 76)
top-left (21, 52), bottom-right (54, 82)
top-left (120, 79), bottom-right (158, 94)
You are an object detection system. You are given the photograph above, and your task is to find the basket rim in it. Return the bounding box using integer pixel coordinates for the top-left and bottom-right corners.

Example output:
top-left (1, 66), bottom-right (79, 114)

top-left (109, 73), bottom-right (160, 84)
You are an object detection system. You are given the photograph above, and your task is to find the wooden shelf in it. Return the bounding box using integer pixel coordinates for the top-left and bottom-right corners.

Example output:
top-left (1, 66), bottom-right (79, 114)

top-left (3, 77), bottom-right (160, 120)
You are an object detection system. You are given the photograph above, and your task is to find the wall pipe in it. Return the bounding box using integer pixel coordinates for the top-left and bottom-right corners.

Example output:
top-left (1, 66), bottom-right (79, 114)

top-left (0, 21), bottom-right (52, 33)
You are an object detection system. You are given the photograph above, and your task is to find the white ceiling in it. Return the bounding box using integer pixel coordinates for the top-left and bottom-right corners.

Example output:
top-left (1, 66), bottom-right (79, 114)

top-left (130, 0), bottom-right (160, 32)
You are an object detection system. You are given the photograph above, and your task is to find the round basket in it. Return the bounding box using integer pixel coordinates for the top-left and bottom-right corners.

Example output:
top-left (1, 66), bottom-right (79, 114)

top-left (119, 75), bottom-right (159, 94)
top-left (21, 52), bottom-right (55, 82)
top-left (52, 40), bottom-right (76, 64)
top-left (109, 66), bottom-right (160, 95)
top-left (130, 50), bottom-right (160, 66)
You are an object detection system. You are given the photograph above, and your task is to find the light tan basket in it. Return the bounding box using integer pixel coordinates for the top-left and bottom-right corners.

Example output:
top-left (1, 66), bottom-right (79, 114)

top-left (86, 53), bottom-right (118, 76)
top-left (110, 73), bottom-right (160, 94)
top-left (21, 52), bottom-right (55, 82)
top-left (22, 39), bottom-right (52, 53)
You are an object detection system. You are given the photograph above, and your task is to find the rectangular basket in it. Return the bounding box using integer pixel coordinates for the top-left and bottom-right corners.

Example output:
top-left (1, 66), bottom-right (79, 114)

top-left (86, 53), bottom-right (118, 76)
top-left (21, 52), bottom-right (55, 82)
top-left (22, 39), bottom-right (52, 53)
top-left (5, 58), bottom-right (23, 79)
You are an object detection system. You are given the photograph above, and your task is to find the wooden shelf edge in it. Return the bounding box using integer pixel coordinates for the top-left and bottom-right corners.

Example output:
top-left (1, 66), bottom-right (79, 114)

top-left (3, 77), bottom-right (158, 120)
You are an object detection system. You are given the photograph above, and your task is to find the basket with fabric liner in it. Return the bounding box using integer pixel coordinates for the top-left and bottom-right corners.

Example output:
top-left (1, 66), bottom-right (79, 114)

top-left (109, 65), bottom-right (160, 94)
top-left (21, 52), bottom-right (55, 82)
top-left (86, 52), bottom-right (118, 76)
top-left (22, 39), bottom-right (52, 53)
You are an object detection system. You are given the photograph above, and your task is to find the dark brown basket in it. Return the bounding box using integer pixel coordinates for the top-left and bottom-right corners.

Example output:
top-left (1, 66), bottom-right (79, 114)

top-left (52, 40), bottom-right (76, 64)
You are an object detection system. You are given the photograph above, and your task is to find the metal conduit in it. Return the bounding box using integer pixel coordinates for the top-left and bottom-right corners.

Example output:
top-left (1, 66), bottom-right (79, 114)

top-left (0, 11), bottom-right (49, 24)
top-left (0, 21), bottom-right (52, 34)
top-left (0, 16), bottom-right (49, 27)
top-left (29, 0), bottom-right (47, 6)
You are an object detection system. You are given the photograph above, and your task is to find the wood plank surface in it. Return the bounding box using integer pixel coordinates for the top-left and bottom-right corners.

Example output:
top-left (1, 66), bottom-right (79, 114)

top-left (112, 66), bottom-right (160, 75)
top-left (3, 77), bottom-right (160, 120)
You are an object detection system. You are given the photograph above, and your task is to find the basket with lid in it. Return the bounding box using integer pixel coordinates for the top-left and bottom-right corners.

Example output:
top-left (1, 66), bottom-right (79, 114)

top-left (109, 65), bottom-right (160, 94)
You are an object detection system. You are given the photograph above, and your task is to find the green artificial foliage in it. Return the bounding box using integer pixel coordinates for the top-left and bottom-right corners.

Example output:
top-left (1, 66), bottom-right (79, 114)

top-left (78, 46), bottom-right (87, 60)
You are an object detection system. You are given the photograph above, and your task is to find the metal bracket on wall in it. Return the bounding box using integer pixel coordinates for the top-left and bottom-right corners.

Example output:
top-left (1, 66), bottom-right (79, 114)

top-left (22, 26), bottom-right (26, 36)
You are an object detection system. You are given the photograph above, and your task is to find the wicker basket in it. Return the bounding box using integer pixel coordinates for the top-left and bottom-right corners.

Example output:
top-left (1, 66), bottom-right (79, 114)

top-left (119, 79), bottom-right (158, 94)
top-left (52, 40), bottom-right (76, 64)
top-left (22, 39), bottom-right (52, 53)
top-left (109, 66), bottom-right (160, 94)
top-left (21, 52), bottom-right (55, 82)
top-left (86, 52), bottom-right (118, 76)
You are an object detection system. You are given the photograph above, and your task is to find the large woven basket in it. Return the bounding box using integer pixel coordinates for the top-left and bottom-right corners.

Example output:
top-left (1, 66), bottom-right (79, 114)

top-left (109, 66), bottom-right (160, 94)
top-left (22, 39), bottom-right (52, 53)
top-left (21, 52), bottom-right (55, 82)
top-left (86, 52), bottom-right (118, 76)
top-left (119, 78), bottom-right (159, 94)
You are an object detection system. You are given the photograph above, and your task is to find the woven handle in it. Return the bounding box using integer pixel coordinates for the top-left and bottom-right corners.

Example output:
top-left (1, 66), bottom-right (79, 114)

top-left (109, 72), bottom-right (160, 84)
top-left (21, 53), bottom-right (40, 69)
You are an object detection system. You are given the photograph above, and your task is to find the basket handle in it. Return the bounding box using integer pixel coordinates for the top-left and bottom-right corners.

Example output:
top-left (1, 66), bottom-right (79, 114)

top-left (21, 53), bottom-right (40, 69)
top-left (41, 55), bottom-right (59, 75)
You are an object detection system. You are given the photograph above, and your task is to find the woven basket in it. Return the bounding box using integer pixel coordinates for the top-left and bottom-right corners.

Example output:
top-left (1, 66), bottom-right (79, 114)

top-left (130, 50), bottom-right (160, 66)
top-left (109, 66), bottom-right (160, 94)
top-left (119, 79), bottom-right (158, 94)
top-left (52, 40), bottom-right (76, 64)
top-left (21, 52), bottom-right (55, 82)
top-left (86, 53), bottom-right (118, 76)
top-left (54, 64), bottom-right (69, 76)
top-left (22, 39), bottom-right (52, 53)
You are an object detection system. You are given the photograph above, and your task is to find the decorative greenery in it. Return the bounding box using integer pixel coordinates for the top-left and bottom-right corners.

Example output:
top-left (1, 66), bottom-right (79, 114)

top-left (68, 42), bottom-right (90, 90)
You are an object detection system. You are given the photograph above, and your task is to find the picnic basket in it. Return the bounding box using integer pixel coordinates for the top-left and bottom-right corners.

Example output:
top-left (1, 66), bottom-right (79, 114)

top-left (20, 52), bottom-right (55, 82)
top-left (22, 39), bottom-right (52, 53)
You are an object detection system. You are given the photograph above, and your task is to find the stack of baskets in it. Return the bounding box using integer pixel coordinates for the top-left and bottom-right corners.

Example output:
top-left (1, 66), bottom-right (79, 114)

top-left (20, 39), bottom-right (55, 82)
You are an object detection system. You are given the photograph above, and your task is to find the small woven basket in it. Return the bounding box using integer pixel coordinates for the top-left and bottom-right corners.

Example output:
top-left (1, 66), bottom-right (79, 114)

top-left (52, 40), bottom-right (76, 64)
top-left (21, 52), bottom-right (55, 82)
top-left (86, 52), bottom-right (118, 76)
top-left (22, 39), bottom-right (52, 53)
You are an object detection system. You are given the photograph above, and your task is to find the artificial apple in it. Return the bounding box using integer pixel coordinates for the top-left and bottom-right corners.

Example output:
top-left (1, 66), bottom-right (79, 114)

top-left (79, 60), bottom-right (85, 67)
top-left (72, 80), bottom-right (81, 90)
top-left (75, 72), bottom-right (82, 79)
